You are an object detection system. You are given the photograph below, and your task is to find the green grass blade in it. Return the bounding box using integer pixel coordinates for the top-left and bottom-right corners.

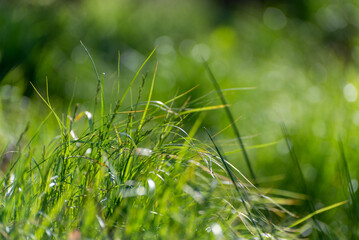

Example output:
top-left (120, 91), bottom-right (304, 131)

top-left (80, 41), bottom-right (102, 118)
top-left (80, 40), bottom-right (100, 82)
top-left (338, 139), bottom-right (359, 224)
top-left (203, 61), bottom-right (256, 183)
top-left (289, 200), bottom-right (347, 228)
top-left (180, 104), bottom-right (229, 115)
top-left (164, 84), bottom-right (200, 105)
top-left (119, 48), bottom-right (156, 107)
top-left (117, 50), bottom-right (121, 99)
top-left (101, 73), bottom-right (105, 132)
top-left (24, 111), bottom-right (52, 149)
top-left (66, 78), bottom-right (77, 129)
top-left (138, 62), bottom-right (157, 131)
top-left (281, 123), bottom-right (327, 239)
top-left (225, 141), bottom-right (279, 155)
top-left (188, 112), bottom-right (205, 138)
top-left (30, 82), bottom-right (65, 134)
top-left (204, 127), bottom-right (263, 240)
top-left (280, 124), bottom-right (311, 208)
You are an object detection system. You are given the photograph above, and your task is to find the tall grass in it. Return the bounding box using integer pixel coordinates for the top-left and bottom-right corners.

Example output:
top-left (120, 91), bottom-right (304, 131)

top-left (0, 49), bottom-right (349, 239)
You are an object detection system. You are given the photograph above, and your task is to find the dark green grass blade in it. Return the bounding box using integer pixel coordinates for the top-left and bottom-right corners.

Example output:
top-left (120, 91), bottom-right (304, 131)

top-left (204, 127), bottom-right (263, 240)
top-left (339, 140), bottom-right (357, 212)
top-left (80, 41), bottom-right (102, 123)
top-left (280, 123), bottom-right (328, 239)
top-left (80, 40), bottom-right (100, 82)
top-left (203, 61), bottom-right (256, 183)
top-left (117, 50), bottom-right (121, 99)
top-left (280, 124), bottom-right (309, 201)
top-left (338, 139), bottom-right (359, 234)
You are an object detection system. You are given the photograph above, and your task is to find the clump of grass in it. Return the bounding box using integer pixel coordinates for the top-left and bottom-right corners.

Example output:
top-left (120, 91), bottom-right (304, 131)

top-left (0, 50), bottom-right (308, 239)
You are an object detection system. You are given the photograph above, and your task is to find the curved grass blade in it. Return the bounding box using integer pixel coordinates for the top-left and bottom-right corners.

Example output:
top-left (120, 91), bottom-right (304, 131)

top-left (117, 50), bottom-right (121, 99)
top-left (30, 82), bottom-right (65, 134)
top-left (203, 61), bottom-right (256, 183)
top-left (225, 141), bottom-right (279, 155)
top-left (119, 48), bottom-right (156, 107)
top-left (80, 40), bottom-right (100, 81)
top-left (204, 127), bottom-right (263, 239)
top-left (338, 139), bottom-right (359, 228)
top-left (180, 104), bottom-right (229, 115)
top-left (164, 84), bottom-right (200, 105)
top-left (138, 61), bottom-right (158, 131)
top-left (289, 200), bottom-right (347, 228)
top-left (281, 123), bottom-right (328, 239)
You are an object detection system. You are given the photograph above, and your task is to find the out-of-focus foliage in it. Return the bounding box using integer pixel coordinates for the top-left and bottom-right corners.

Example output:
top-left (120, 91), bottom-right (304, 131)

top-left (2, 0), bottom-right (358, 100)
top-left (0, 0), bottom-right (213, 100)
top-left (0, 83), bottom-right (303, 239)
top-left (1, 0), bottom-right (359, 238)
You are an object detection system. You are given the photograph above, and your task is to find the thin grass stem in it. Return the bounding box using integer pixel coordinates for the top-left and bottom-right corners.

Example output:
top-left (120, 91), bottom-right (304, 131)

top-left (203, 61), bottom-right (257, 183)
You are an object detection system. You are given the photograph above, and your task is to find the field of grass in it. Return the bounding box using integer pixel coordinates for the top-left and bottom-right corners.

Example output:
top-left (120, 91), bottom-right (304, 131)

top-left (0, 53), bottom-right (303, 239)
top-left (1, 0), bottom-right (359, 239)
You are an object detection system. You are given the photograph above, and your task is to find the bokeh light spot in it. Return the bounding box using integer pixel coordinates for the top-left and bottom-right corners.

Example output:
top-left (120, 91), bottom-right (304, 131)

top-left (179, 39), bottom-right (196, 57)
top-left (211, 223), bottom-right (223, 237)
top-left (263, 7), bottom-right (287, 30)
top-left (312, 121), bottom-right (326, 137)
top-left (343, 83), bottom-right (357, 102)
top-left (191, 43), bottom-right (210, 62)
top-left (316, 5), bottom-right (347, 32)
top-left (352, 179), bottom-right (358, 193)
top-left (352, 111), bottom-right (359, 126)
top-left (306, 86), bottom-right (322, 103)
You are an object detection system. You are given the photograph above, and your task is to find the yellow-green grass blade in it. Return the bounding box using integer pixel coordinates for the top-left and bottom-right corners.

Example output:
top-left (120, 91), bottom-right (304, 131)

top-left (119, 48), bottom-right (156, 107)
top-left (138, 61), bottom-right (158, 131)
top-left (180, 104), bottom-right (229, 115)
top-left (289, 200), bottom-right (347, 228)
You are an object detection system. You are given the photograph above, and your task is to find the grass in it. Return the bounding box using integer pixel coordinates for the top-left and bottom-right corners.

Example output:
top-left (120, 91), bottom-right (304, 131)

top-left (2, 1), bottom-right (359, 238)
top-left (0, 48), bottom-right (356, 239)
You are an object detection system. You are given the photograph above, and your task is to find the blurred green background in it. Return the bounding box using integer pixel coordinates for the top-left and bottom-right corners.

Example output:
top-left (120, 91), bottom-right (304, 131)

top-left (1, 0), bottom-right (359, 237)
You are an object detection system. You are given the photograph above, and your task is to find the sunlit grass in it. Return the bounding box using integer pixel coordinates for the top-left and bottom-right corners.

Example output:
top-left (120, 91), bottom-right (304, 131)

top-left (0, 47), bottom-right (355, 239)
top-left (0, 51), bottom-right (310, 239)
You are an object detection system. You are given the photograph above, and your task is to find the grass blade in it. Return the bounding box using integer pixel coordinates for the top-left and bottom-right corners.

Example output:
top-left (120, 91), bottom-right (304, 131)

top-left (281, 123), bottom-right (327, 239)
top-left (80, 40), bottom-right (100, 82)
top-left (204, 127), bottom-right (263, 240)
top-left (203, 61), bottom-right (256, 183)
top-left (138, 61), bottom-right (158, 131)
top-left (30, 82), bottom-right (65, 134)
top-left (180, 104), bottom-right (229, 115)
top-left (101, 73), bottom-right (105, 132)
top-left (289, 200), bottom-right (347, 228)
top-left (80, 41), bottom-right (101, 119)
top-left (119, 48), bottom-right (156, 107)
top-left (164, 84), bottom-right (200, 105)
top-left (338, 139), bottom-right (359, 230)
top-left (224, 141), bottom-right (279, 155)
top-left (117, 50), bottom-right (121, 99)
